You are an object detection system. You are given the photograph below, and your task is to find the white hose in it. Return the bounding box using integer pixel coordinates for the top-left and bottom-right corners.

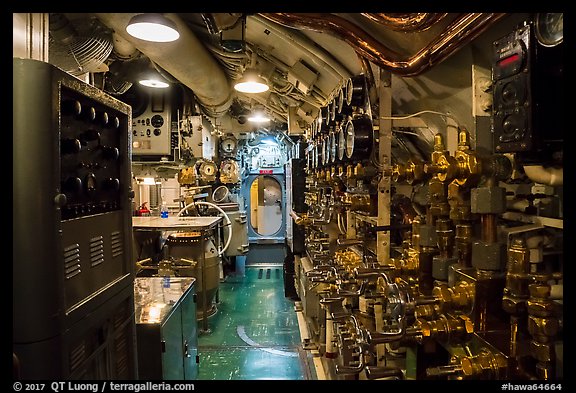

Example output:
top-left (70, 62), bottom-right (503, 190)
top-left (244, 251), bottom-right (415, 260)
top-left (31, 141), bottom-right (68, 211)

top-left (177, 201), bottom-right (232, 256)
top-left (523, 165), bottom-right (563, 186)
top-left (337, 212), bottom-right (347, 235)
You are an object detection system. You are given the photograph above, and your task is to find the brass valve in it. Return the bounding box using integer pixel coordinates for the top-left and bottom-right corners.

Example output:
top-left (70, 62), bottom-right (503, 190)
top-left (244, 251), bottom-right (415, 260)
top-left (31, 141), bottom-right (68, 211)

top-left (453, 128), bottom-right (482, 187)
top-left (432, 281), bottom-right (475, 314)
top-left (427, 348), bottom-right (507, 379)
top-left (417, 314), bottom-right (474, 343)
top-left (425, 133), bottom-right (457, 183)
top-left (459, 349), bottom-right (508, 379)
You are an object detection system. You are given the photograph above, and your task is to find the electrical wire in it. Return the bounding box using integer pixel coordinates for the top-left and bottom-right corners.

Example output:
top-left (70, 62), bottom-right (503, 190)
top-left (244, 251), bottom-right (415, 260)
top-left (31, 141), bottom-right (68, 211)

top-left (379, 110), bottom-right (460, 127)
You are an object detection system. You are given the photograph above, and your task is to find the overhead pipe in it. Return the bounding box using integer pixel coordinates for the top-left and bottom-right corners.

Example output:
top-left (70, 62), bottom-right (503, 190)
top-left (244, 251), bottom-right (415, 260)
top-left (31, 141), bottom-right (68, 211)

top-left (251, 14), bottom-right (353, 80)
top-left (523, 165), bottom-right (563, 186)
top-left (360, 13), bottom-right (448, 32)
top-left (261, 13), bottom-right (507, 77)
top-left (94, 13), bottom-right (233, 117)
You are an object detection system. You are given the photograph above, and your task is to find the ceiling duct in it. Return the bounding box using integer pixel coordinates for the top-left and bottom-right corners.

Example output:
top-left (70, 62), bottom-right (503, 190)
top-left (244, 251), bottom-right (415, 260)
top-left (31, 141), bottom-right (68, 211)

top-left (260, 13), bottom-right (507, 77)
top-left (94, 13), bottom-right (233, 118)
top-left (48, 13), bottom-right (113, 76)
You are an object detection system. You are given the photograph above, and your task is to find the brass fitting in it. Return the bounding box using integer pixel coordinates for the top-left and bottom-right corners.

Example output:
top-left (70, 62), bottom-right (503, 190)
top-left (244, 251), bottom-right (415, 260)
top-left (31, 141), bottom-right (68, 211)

top-left (417, 314), bottom-right (474, 343)
top-left (432, 281), bottom-right (475, 313)
top-left (459, 348), bottom-right (508, 379)
top-left (453, 128), bottom-right (482, 187)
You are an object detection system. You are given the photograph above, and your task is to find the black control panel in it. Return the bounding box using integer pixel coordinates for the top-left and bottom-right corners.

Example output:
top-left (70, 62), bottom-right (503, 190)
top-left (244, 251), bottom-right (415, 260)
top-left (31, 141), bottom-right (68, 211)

top-left (491, 21), bottom-right (563, 160)
top-left (60, 88), bottom-right (126, 220)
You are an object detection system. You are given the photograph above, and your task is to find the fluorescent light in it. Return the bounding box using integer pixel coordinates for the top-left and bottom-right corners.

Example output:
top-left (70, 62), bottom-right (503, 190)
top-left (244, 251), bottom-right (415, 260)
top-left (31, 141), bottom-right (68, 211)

top-left (126, 14), bottom-right (180, 43)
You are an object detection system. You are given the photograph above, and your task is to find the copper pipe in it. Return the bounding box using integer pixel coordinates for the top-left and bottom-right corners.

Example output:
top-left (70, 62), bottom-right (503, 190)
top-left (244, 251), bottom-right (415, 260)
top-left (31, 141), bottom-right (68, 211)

top-left (260, 13), bottom-right (507, 77)
top-left (360, 13), bottom-right (448, 32)
top-left (481, 214), bottom-right (497, 244)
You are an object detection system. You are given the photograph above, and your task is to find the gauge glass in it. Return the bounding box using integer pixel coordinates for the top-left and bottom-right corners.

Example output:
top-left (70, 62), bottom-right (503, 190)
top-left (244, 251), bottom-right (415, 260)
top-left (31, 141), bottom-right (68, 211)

top-left (338, 127), bottom-right (346, 161)
top-left (345, 78), bottom-right (353, 106)
top-left (337, 89), bottom-right (344, 113)
top-left (345, 121), bottom-right (355, 158)
top-left (535, 13), bottom-right (563, 47)
top-left (330, 132), bottom-right (337, 163)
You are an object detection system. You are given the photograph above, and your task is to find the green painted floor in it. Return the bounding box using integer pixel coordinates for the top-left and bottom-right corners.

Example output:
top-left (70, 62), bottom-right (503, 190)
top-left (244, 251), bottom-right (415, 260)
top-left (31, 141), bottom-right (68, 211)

top-left (196, 265), bottom-right (309, 380)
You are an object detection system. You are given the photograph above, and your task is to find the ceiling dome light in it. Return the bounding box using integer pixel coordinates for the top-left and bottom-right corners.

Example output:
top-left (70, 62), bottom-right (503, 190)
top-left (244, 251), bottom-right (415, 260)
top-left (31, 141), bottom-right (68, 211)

top-left (126, 13), bottom-right (180, 43)
top-left (139, 78), bottom-right (170, 88)
top-left (138, 67), bottom-right (170, 88)
top-left (234, 69), bottom-right (269, 93)
top-left (247, 111), bottom-right (271, 123)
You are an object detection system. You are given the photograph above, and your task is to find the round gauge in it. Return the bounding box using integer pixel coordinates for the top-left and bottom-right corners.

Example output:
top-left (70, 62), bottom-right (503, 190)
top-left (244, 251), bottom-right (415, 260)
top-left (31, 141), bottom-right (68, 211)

top-left (151, 114), bottom-right (164, 128)
top-left (330, 132), bottom-right (337, 163)
top-left (330, 99), bottom-right (336, 121)
top-left (221, 136), bottom-right (237, 154)
top-left (203, 164), bottom-right (215, 176)
top-left (337, 88), bottom-right (344, 113)
top-left (535, 13), bottom-right (563, 47)
top-left (337, 126), bottom-right (346, 161)
top-left (345, 121), bottom-right (355, 158)
top-left (323, 106), bottom-right (330, 126)
top-left (345, 78), bottom-right (353, 106)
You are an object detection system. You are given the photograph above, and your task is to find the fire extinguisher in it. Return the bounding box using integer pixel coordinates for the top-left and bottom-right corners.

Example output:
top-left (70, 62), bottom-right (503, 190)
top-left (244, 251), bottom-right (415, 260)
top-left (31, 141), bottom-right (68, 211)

top-left (135, 202), bottom-right (151, 216)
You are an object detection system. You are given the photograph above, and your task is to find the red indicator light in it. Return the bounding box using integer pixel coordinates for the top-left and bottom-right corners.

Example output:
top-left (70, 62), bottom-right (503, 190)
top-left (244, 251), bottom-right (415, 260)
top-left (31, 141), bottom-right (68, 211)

top-left (498, 53), bottom-right (520, 68)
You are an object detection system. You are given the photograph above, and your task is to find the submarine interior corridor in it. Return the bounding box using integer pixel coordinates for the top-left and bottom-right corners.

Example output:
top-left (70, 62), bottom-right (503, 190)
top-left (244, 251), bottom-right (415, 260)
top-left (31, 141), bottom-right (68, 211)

top-left (13, 12), bottom-right (565, 383)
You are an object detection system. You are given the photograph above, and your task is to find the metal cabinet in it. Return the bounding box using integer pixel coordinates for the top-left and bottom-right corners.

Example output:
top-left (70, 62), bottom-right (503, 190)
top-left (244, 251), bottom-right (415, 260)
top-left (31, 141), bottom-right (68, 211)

top-left (134, 277), bottom-right (198, 380)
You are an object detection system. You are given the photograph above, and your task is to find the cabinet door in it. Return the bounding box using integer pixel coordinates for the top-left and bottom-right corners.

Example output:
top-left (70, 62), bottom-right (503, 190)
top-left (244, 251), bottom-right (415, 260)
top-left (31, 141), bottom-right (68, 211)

top-left (180, 285), bottom-right (199, 380)
top-left (161, 310), bottom-right (185, 380)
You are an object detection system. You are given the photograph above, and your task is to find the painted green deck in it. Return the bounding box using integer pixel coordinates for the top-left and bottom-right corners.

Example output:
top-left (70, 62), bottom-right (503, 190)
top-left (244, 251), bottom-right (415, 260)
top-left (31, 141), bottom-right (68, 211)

top-left (196, 265), bottom-right (308, 380)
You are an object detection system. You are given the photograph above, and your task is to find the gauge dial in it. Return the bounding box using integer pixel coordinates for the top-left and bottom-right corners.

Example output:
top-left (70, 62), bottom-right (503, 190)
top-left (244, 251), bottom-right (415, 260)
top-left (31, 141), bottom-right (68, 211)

top-left (337, 127), bottom-right (346, 161)
top-left (345, 121), bottom-right (355, 158)
top-left (220, 136), bottom-right (237, 154)
top-left (150, 114), bottom-right (164, 128)
top-left (330, 132), bottom-right (337, 163)
top-left (535, 13), bottom-right (563, 47)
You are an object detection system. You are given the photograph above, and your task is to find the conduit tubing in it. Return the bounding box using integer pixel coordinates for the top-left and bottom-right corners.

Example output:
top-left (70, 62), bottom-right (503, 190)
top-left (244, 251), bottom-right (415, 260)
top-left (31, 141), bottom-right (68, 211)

top-left (94, 13), bottom-right (233, 117)
top-left (261, 13), bottom-right (507, 77)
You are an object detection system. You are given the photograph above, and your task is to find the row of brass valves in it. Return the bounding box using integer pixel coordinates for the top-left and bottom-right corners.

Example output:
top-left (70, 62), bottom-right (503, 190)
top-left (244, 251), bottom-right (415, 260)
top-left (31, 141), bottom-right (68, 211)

top-left (527, 273), bottom-right (562, 380)
top-left (332, 314), bottom-right (404, 379)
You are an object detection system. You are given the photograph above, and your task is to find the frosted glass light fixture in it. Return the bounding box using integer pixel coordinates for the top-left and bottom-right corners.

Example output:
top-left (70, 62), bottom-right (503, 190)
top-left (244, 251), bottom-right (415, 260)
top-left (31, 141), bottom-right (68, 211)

top-left (234, 69), bottom-right (269, 93)
top-left (138, 68), bottom-right (170, 88)
top-left (247, 110), bottom-right (271, 123)
top-left (126, 14), bottom-right (180, 43)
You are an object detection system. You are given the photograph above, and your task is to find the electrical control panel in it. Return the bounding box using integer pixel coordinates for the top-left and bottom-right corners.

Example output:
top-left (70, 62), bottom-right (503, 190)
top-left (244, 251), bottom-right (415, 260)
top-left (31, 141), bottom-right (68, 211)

top-left (131, 89), bottom-right (172, 156)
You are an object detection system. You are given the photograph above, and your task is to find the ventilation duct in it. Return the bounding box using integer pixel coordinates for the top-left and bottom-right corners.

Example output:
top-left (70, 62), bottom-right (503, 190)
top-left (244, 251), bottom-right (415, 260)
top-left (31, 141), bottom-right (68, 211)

top-left (94, 13), bottom-right (233, 118)
top-left (48, 13), bottom-right (113, 76)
